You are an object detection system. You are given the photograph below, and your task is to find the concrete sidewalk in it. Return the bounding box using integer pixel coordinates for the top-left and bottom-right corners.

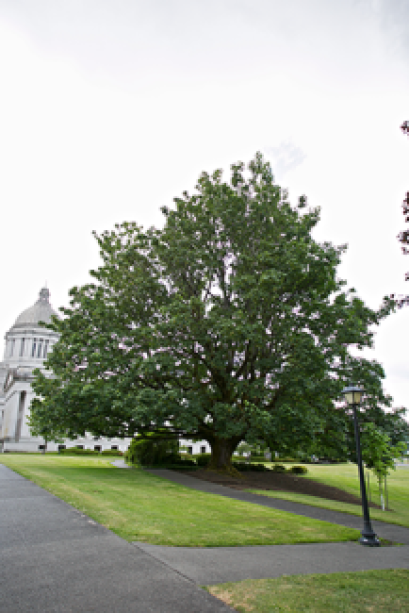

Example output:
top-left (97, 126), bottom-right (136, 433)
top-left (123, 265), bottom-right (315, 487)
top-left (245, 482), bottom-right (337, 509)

top-left (129, 469), bottom-right (409, 584)
top-left (0, 464), bottom-right (233, 612)
top-left (134, 541), bottom-right (409, 585)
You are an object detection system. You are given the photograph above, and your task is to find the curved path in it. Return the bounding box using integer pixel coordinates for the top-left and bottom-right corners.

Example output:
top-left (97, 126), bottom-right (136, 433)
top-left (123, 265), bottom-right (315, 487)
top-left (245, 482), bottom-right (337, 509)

top-left (133, 467), bottom-right (409, 585)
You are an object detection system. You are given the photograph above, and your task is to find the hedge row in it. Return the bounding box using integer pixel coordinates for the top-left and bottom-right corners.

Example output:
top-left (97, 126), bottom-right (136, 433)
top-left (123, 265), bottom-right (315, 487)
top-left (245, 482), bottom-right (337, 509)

top-left (123, 444), bottom-right (308, 474)
top-left (271, 464), bottom-right (308, 475)
top-left (234, 455), bottom-right (301, 463)
top-left (233, 462), bottom-right (269, 472)
top-left (59, 448), bottom-right (100, 455)
top-left (58, 448), bottom-right (123, 456)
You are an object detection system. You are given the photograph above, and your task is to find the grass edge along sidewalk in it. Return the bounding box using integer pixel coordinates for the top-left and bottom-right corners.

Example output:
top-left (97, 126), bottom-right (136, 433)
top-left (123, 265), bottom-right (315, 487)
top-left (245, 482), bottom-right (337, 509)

top-left (0, 454), bottom-right (360, 547)
top-left (205, 568), bottom-right (409, 612)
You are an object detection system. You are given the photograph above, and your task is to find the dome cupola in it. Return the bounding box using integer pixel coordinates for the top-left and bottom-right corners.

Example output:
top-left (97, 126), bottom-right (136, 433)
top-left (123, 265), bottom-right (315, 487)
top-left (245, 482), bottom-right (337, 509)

top-left (2, 287), bottom-right (60, 366)
top-left (11, 287), bottom-right (59, 330)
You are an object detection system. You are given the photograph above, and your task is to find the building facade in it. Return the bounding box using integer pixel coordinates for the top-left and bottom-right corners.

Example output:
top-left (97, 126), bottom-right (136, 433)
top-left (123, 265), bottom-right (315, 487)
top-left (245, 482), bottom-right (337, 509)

top-left (0, 288), bottom-right (131, 452)
top-left (0, 288), bottom-right (210, 455)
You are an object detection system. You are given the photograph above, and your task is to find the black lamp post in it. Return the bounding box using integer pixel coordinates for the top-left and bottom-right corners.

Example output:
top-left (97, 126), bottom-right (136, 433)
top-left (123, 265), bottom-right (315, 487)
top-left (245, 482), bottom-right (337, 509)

top-left (341, 385), bottom-right (380, 547)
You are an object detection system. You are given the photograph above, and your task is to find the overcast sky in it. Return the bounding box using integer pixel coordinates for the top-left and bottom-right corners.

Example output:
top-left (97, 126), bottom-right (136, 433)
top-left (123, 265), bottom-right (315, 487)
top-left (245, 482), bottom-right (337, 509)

top-left (1, 0), bottom-right (408, 413)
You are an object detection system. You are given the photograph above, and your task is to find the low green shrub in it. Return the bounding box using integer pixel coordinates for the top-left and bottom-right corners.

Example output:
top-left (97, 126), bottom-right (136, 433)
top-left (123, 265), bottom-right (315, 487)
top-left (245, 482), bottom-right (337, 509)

top-left (195, 453), bottom-right (212, 467)
top-left (127, 432), bottom-right (180, 466)
top-left (233, 462), bottom-right (269, 472)
top-left (101, 449), bottom-right (124, 456)
top-left (249, 455), bottom-right (268, 462)
top-left (272, 464), bottom-right (286, 473)
top-left (290, 465), bottom-right (308, 475)
top-left (59, 448), bottom-right (100, 455)
top-left (179, 452), bottom-right (194, 461)
top-left (233, 455), bottom-right (268, 463)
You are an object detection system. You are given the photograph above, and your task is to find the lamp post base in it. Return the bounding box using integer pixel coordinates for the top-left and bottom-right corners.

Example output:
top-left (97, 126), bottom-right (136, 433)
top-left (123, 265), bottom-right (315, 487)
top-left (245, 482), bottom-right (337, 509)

top-left (359, 533), bottom-right (381, 547)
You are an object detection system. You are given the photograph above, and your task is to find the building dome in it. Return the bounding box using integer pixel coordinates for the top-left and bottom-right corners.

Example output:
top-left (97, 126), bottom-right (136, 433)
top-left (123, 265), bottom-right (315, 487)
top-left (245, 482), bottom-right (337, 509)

top-left (11, 288), bottom-right (59, 330)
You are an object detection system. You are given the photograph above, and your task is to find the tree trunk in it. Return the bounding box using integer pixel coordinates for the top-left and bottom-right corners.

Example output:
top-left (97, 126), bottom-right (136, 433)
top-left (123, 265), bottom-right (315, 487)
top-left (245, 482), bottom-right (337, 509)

top-left (367, 471), bottom-right (371, 503)
top-left (378, 475), bottom-right (385, 511)
top-left (207, 436), bottom-right (242, 476)
top-left (385, 475), bottom-right (389, 511)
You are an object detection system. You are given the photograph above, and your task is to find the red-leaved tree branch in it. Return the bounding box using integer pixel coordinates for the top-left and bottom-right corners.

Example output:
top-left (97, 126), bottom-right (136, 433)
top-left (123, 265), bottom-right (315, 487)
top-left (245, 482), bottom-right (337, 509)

top-left (392, 121), bottom-right (409, 308)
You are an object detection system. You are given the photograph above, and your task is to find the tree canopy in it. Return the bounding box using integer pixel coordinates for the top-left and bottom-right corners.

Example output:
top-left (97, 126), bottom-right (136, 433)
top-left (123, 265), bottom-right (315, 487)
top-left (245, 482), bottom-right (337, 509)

top-left (30, 153), bottom-right (398, 470)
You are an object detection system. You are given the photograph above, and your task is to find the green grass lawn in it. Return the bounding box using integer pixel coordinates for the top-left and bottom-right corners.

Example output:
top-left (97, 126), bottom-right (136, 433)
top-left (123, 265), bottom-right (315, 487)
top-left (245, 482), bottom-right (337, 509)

top-left (205, 569), bottom-right (409, 612)
top-left (255, 462), bottom-right (409, 528)
top-left (0, 454), bottom-right (359, 547)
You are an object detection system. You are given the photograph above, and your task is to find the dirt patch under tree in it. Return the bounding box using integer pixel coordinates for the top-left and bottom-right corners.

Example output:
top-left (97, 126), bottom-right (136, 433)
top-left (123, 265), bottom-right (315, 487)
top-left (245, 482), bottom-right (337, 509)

top-left (177, 468), bottom-right (382, 509)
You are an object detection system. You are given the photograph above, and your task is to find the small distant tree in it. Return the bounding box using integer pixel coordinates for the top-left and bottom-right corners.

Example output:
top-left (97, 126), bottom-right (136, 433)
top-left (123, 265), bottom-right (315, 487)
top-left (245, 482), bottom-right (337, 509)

top-left (344, 405), bottom-right (409, 464)
top-left (28, 398), bottom-right (64, 452)
top-left (236, 442), bottom-right (253, 456)
top-left (362, 423), bottom-right (406, 510)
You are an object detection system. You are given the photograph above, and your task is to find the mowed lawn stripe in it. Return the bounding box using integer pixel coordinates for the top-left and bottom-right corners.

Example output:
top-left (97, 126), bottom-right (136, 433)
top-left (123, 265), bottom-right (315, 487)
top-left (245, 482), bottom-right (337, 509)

top-left (206, 569), bottom-right (409, 612)
top-left (0, 455), bottom-right (359, 547)
top-left (259, 462), bottom-right (409, 528)
top-left (304, 463), bottom-right (409, 527)
top-left (245, 488), bottom-right (409, 529)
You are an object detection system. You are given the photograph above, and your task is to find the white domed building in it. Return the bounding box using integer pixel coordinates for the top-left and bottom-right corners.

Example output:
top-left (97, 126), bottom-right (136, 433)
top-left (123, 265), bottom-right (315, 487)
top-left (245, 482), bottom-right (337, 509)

top-left (0, 288), bottom-right (131, 453)
top-left (0, 288), bottom-right (59, 452)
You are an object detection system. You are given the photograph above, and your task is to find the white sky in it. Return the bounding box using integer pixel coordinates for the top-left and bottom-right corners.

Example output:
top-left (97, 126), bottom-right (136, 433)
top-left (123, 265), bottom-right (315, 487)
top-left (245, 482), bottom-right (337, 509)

top-left (1, 0), bottom-right (408, 413)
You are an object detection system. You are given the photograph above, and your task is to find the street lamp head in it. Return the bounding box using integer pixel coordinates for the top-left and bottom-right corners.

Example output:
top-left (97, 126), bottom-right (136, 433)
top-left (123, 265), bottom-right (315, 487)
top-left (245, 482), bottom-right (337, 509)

top-left (341, 385), bottom-right (364, 407)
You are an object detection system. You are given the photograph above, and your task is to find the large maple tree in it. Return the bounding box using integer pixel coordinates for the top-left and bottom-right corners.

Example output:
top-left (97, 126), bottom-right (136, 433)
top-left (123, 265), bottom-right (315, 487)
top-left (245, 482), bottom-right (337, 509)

top-left (30, 153), bottom-right (396, 470)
